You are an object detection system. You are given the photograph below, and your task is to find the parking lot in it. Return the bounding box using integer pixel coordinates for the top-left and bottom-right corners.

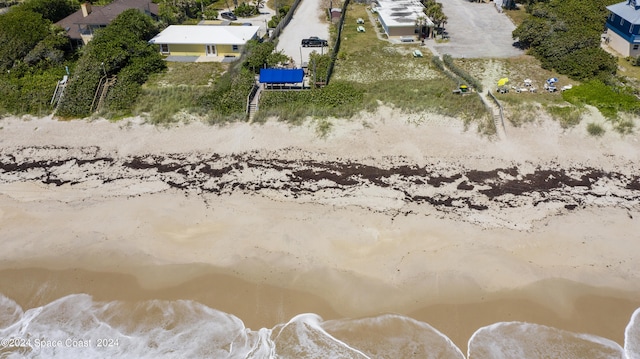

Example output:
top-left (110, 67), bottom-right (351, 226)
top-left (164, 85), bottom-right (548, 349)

top-left (428, 0), bottom-right (523, 58)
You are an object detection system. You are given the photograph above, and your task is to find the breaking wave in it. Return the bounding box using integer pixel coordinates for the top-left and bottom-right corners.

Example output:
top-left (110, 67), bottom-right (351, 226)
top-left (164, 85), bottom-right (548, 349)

top-left (0, 294), bottom-right (638, 358)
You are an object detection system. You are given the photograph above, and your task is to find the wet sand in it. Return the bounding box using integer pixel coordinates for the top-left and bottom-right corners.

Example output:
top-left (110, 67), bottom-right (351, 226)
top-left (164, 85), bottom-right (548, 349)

top-left (0, 267), bottom-right (638, 354)
top-left (1, 111), bottom-right (640, 354)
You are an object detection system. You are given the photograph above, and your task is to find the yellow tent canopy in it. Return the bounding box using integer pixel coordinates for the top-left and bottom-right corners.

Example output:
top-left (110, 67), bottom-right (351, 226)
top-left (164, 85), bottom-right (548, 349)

top-left (497, 78), bottom-right (509, 87)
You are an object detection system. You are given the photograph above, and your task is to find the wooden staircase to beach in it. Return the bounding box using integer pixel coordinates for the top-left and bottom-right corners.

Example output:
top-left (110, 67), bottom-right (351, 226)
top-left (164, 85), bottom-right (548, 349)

top-left (90, 76), bottom-right (117, 113)
top-left (482, 90), bottom-right (507, 140)
top-left (246, 83), bottom-right (263, 121)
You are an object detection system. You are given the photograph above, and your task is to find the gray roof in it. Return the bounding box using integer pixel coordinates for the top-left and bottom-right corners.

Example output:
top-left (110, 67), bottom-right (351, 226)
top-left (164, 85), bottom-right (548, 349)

top-left (607, 1), bottom-right (640, 24)
top-left (55, 0), bottom-right (158, 40)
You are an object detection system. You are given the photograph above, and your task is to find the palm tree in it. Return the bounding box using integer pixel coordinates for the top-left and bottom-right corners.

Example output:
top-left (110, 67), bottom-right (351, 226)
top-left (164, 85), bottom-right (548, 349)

top-left (415, 15), bottom-right (428, 39)
top-left (426, 3), bottom-right (447, 38)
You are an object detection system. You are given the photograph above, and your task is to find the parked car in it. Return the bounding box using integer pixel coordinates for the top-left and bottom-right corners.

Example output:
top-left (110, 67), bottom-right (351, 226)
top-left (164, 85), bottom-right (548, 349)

top-left (221, 12), bottom-right (237, 20)
top-left (301, 36), bottom-right (328, 47)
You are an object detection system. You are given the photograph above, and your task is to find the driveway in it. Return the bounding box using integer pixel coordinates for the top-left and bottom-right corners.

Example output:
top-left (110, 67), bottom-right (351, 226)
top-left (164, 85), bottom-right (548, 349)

top-left (427, 0), bottom-right (523, 58)
top-left (215, 6), bottom-right (276, 39)
top-left (276, 0), bottom-right (330, 67)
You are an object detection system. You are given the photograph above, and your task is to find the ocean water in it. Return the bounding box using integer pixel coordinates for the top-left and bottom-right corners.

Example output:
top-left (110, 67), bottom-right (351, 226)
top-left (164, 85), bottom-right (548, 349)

top-left (1, 293), bottom-right (639, 359)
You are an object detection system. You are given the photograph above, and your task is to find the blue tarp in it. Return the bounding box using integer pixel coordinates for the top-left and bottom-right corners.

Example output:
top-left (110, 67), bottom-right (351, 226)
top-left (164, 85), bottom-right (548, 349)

top-left (259, 68), bottom-right (304, 84)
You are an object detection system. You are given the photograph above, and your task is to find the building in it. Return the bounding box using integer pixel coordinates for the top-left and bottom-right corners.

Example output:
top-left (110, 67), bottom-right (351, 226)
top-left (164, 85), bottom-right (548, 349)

top-left (373, 0), bottom-right (433, 39)
top-left (148, 25), bottom-right (260, 62)
top-left (55, 0), bottom-right (158, 45)
top-left (606, 0), bottom-right (640, 57)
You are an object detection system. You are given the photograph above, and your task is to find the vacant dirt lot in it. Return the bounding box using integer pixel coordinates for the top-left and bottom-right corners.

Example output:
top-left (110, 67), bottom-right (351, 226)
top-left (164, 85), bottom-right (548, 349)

top-left (429, 0), bottom-right (523, 58)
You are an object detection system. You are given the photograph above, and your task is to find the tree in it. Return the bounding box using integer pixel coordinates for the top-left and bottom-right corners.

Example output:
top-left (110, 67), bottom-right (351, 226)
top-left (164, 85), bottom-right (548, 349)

top-left (512, 0), bottom-right (617, 81)
top-left (203, 5), bottom-right (218, 19)
top-left (56, 9), bottom-right (165, 117)
top-left (20, 0), bottom-right (77, 22)
top-left (0, 9), bottom-right (50, 71)
top-left (23, 25), bottom-right (72, 67)
top-left (425, 2), bottom-right (447, 38)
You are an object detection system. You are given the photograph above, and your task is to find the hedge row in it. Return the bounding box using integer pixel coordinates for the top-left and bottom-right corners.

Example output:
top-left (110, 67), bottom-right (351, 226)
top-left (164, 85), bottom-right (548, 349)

top-left (442, 54), bottom-right (482, 92)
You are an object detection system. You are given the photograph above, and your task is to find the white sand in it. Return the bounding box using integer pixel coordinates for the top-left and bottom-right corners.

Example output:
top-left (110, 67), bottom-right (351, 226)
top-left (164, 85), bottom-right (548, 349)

top-left (0, 109), bottom-right (639, 325)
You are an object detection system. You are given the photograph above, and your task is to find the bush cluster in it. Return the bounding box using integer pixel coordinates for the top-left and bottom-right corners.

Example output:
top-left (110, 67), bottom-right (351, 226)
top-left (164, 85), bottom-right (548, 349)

top-left (56, 10), bottom-right (165, 118)
top-left (234, 3), bottom-right (258, 17)
top-left (442, 54), bottom-right (482, 91)
top-left (268, 6), bottom-right (289, 28)
top-left (0, 0), bottom-right (77, 115)
top-left (198, 67), bottom-right (256, 120)
top-left (512, 0), bottom-right (616, 81)
top-left (562, 80), bottom-right (640, 119)
top-left (258, 81), bottom-right (365, 122)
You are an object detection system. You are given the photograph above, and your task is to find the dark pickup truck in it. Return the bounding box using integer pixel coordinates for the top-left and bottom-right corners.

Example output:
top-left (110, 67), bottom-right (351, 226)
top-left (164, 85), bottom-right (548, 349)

top-left (301, 37), bottom-right (328, 47)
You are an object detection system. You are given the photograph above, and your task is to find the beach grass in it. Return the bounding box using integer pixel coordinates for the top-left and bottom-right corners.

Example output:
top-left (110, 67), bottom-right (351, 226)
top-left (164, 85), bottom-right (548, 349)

top-left (133, 62), bottom-right (228, 124)
top-left (257, 3), bottom-right (490, 130)
top-left (504, 7), bottom-right (528, 27)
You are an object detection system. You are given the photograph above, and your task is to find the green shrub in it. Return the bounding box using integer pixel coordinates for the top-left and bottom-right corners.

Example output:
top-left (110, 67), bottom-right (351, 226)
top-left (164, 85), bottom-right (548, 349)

top-left (0, 66), bottom-right (65, 115)
top-left (512, 0), bottom-right (617, 81)
top-left (234, 3), bottom-right (257, 17)
top-left (442, 54), bottom-right (483, 91)
top-left (586, 122), bottom-right (605, 136)
top-left (0, 9), bottom-right (50, 71)
top-left (615, 118), bottom-right (635, 134)
top-left (56, 9), bottom-right (165, 118)
top-left (309, 51), bottom-right (331, 84)
top-left (258, 81), bottom-right (365, 122)
top-left (562, 80), bottom-right (640, 119)
top-left (546, 105), bottom-right (582, 128)
top-left (198, 67), bottom-right (256, 119)
top-left (243, 41), bottom-right (288, 72)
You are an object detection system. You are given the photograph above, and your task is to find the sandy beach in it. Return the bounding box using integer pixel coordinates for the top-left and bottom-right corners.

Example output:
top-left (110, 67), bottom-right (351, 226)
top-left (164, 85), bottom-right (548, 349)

top-left (1, 108), bottom-right (640, 356)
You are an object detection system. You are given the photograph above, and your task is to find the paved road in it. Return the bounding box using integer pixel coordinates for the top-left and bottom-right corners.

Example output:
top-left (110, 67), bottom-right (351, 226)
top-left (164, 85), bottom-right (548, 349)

top-left (429, 0), bottom-right (523, 58)
top-left (276, 0), bottom-right (330, 67)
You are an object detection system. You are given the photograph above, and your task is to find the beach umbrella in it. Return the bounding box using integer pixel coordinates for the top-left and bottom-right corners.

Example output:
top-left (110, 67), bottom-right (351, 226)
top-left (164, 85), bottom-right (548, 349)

top-left (497, 77), bottom-right (509, 86)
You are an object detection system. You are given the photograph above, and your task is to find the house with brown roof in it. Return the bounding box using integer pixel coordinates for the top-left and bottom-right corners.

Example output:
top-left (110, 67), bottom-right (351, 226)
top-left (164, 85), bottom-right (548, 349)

top-left (55, 0), bottom-right (159, 45)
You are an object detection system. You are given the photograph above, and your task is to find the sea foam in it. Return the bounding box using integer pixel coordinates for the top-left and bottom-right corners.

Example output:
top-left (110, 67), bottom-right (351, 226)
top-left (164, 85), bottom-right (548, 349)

top-left (1, 294), bottom-right (639, 359)
top-left (626, 307), bottom-right (640, 359)
top-left (468, 321), bottom-right (625, 359)
top-left (322, 313), bottom-right (465, 359)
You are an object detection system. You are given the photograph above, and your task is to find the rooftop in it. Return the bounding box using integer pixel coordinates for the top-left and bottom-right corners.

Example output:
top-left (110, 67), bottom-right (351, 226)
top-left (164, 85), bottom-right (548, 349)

top-left (374, 0), bottom-right (433, 28)
top-left (608, 0), bottom-right (640, 24)
top-left (55, 0), bottom-right (158, 40)
top-left (149, 25), bottom-right (260, 45)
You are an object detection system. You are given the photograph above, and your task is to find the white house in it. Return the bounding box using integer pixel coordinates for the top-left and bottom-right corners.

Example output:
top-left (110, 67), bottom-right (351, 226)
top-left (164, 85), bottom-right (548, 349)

top-left (373, 0), bottom-right (434, 39)
top-left (148, 25), bottom-right (260, 61)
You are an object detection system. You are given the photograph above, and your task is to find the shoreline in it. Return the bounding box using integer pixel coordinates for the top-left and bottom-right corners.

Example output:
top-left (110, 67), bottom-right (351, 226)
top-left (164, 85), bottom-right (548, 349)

top-left (1, 112), bottom-right (640, 354)
top-left (0, 267), bottom-right (638, 354)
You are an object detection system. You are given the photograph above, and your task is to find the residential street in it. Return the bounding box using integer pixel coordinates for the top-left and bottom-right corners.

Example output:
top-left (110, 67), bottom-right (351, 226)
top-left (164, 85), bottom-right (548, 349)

top-left (276, 0), bottom-right (330, 67)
